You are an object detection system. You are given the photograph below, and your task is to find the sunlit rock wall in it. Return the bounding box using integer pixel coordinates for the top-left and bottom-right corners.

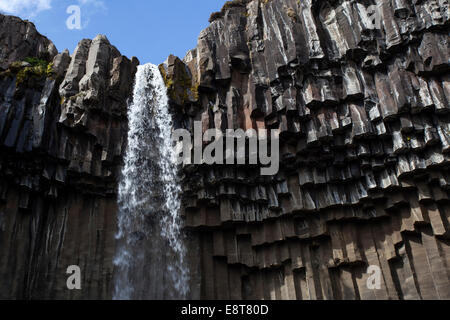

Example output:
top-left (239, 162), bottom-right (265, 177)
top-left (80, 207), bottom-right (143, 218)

top-left (162, 0), bottom-right (450, 300)
top-left (1, 0), bottom-right (450, 300)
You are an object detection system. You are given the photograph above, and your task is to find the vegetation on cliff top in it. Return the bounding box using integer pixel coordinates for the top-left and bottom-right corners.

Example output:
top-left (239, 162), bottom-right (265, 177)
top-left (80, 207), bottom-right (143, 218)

top-left (209, 0), bottom-right (252, 23)
top-left (0, 56), bottom-right (54, 87)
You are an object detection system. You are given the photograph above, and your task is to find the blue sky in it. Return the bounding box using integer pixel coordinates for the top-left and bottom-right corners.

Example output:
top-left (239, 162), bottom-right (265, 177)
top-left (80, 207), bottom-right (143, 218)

top-left (0, 0), bottom-right (224, 64)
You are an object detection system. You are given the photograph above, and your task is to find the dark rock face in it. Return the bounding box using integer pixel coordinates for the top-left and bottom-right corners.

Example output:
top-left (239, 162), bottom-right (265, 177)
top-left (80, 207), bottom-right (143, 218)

top-left (0, 15), bottom-right (57, 70)
top-left (164, 0), bottom-right (450, 299)
top-left (0, 15), bottom-right (138, 299)
top-left (0, 0), bottom-right (450, 300)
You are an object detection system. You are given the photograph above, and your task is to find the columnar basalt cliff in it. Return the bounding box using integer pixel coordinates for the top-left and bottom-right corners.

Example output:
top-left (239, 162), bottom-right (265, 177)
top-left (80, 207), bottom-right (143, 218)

top-left (0, 15), bottom-right (138, 299)
top-left (161, 0), bottom-right (450, 299)
top-left (0, 0), bottom-right (449, 300)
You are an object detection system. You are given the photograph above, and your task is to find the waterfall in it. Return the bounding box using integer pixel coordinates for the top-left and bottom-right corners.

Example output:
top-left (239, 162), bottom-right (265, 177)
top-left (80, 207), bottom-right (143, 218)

top-left (113, 63), bottom-right (189, 300)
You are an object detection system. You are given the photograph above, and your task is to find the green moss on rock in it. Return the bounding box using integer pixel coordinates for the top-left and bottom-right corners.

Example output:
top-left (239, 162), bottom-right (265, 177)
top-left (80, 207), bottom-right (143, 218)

top-left (209, 0), bottom-right (251, 23)
top-left (11, 56), bottom-right (54, 86)
top-left (158, 58), bottom-right (199, 106)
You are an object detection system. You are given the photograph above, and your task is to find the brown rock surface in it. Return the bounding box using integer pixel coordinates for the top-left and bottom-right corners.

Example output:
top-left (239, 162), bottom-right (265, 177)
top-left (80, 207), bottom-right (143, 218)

top-left (1, 0), bottom-right (450, 300)
top-left (167, 0), bottom-right (450, 300)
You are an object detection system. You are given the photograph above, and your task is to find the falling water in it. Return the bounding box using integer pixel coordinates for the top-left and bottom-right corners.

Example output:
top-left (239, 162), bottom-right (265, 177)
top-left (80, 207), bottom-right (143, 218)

top-left (113, 64), bottom-right (189, 300)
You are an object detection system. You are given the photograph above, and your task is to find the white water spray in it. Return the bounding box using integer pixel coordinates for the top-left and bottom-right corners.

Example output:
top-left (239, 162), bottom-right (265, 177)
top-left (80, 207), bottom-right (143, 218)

top-left (113, 63), bottom-right (189, 300)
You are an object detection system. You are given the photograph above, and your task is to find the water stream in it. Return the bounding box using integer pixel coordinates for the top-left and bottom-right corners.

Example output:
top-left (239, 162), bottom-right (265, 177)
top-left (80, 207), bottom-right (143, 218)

top-left (113, 63), bottom-right (189, 300)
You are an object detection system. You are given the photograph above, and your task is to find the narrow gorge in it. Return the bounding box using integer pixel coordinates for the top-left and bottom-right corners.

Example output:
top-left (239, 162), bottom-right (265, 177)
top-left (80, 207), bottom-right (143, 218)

top-left (0, 0), bottom-right (449, 300)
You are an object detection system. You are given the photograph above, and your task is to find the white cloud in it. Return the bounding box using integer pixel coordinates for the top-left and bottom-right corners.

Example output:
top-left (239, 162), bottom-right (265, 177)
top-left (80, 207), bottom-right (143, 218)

top-left (0, 0), bottom-right (52, 17)
top-left (0, 0), bottom-right (106, 19)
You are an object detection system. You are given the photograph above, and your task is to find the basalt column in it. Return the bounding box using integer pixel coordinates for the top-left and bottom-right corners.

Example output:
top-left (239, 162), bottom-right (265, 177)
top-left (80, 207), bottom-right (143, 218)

top-left (161, 0), bottom-right (450, 300)
top-left (0, 15), bottom-right (138, 299)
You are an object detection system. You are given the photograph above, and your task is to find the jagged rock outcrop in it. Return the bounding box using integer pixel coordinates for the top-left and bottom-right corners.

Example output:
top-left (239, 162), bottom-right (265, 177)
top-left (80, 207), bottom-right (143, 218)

top-left (0, 14), bottom-right (138, 299)
top-left (0, 15), bottom-right (57, 70)
top-left (162, 0), bottom-right (450, 300)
